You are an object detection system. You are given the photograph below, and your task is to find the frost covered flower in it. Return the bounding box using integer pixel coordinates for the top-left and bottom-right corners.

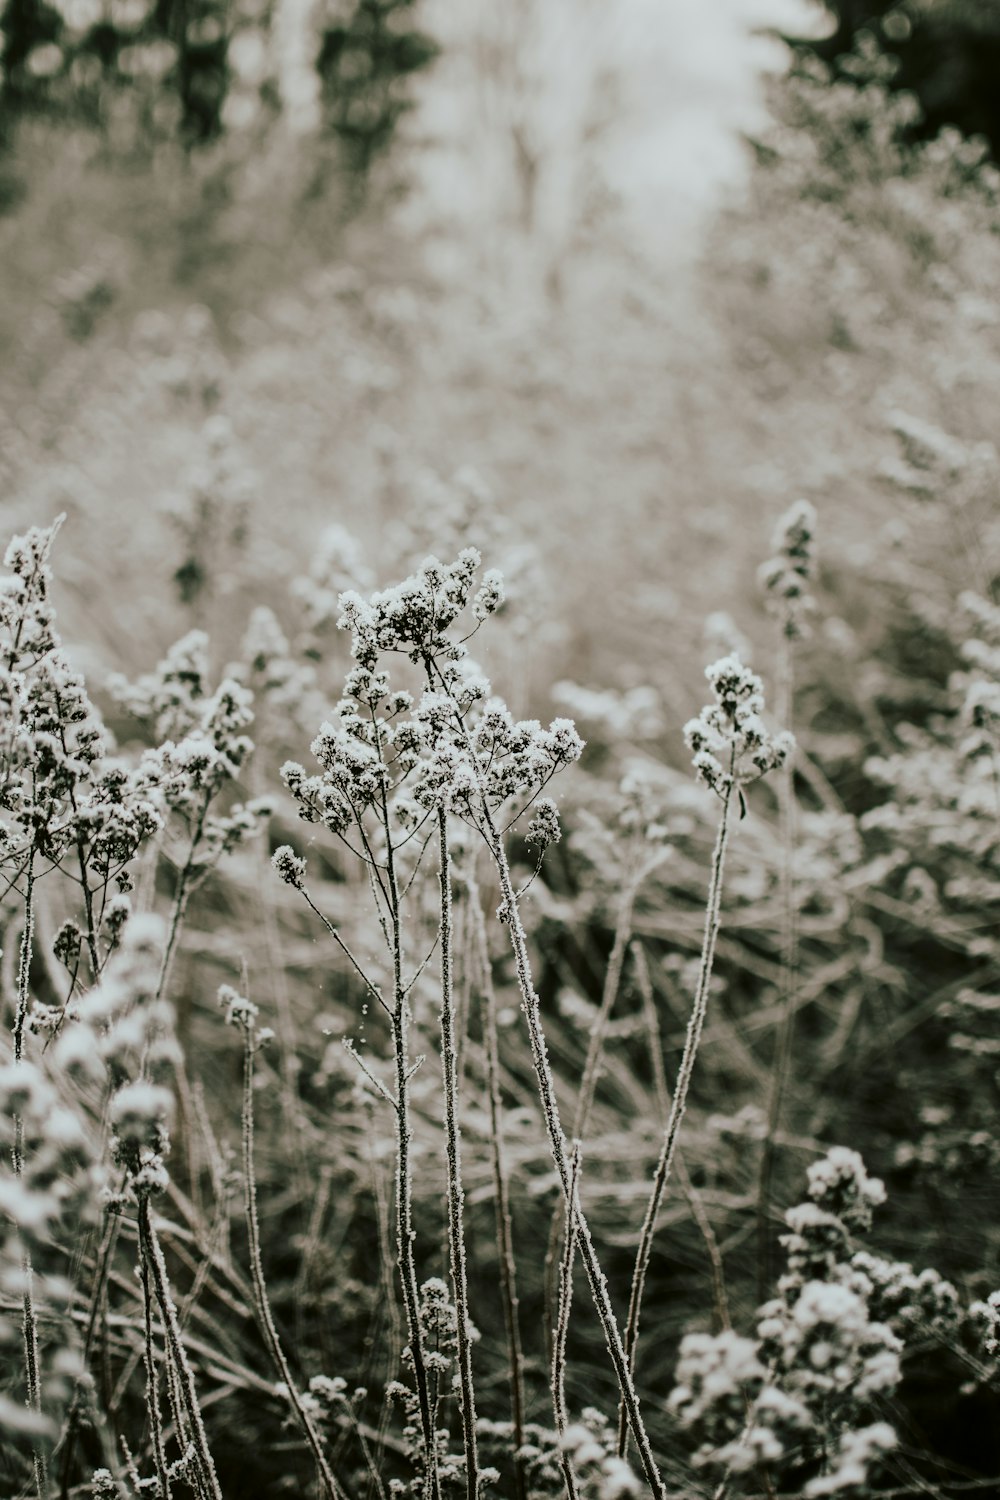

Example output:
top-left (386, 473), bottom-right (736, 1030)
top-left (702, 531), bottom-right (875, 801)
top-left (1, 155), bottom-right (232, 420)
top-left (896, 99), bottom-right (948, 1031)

top-left (272, 844), bottom-right (307, 887)
top-left (683, 655), bottom-right (794, 798)
top-left (779, 1202), bottom-right (852, 1286)
top-left (472, 569), bottom-right (505, 621)
top-left (287, 553), bottom-right (583, 852)
top-left (850, 1252), bottom-right (959, 1338)
top-left (526, 798), bottom-right (561, 849)
top-left (804, 1422), bottom-right (896, 1496)
top-left (338, 549), bottom-right (484, 668)
top-left (806, 1147), bottom-right (886, 1233)
top-left (970, 1289), bottom-right (1000, 1356)
top-left (668, 1331), bottom-right (766, 1442)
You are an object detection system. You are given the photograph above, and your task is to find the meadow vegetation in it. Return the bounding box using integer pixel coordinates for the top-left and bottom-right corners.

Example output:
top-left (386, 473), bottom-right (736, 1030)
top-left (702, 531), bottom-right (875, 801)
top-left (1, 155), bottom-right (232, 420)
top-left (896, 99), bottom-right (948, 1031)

top-left (2, 24), bottom-right (1000, 1500)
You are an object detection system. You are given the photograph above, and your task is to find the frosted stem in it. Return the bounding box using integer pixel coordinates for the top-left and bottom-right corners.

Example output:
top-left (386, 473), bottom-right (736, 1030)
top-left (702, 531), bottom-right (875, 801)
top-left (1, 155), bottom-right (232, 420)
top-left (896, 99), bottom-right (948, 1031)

top-left (436, 811), bottom-right (480, 1499)
top-left (617, 780), bottom-right (734, 1457)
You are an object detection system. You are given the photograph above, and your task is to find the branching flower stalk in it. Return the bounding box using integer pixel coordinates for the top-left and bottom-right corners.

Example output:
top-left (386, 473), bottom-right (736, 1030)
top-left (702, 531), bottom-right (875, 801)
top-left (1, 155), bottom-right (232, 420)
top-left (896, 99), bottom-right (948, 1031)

top-left (756, 501), bottom-right (816, 1303)
top-left (617, 656), bottom-right (793, 1458)
top-left (219, 986), bottom-right (345, 1500)
top-left (277, 744), bottom-right (442, 1499)
top-left (435, 809), bottom-right (480, 1499)
top-left (329, 548), bottom-right (666, 1495)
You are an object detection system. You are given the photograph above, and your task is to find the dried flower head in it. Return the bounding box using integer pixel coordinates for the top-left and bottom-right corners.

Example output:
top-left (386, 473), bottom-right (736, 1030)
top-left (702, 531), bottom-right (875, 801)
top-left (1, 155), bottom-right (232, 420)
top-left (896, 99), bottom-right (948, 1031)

top-left (683, 656), bottom-right (794, 800)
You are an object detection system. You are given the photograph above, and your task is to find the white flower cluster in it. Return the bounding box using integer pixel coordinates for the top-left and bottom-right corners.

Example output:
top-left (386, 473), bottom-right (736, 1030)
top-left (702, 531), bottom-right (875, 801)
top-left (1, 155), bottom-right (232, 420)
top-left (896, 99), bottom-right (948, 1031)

top-left (805, 1146), bottom-right (887, 1232)
top-left (683, 656), bottom-right (794, 799)
top-left (387, 1278), bottom-right (480, 1497)
top-left (338, 548), bottom-right (502, 670)
top-left (478, 1409), bottom-right (638, 1500)
top-left (667, 1147), bottom-right (905, 1494)
top-left (1, 520), bottom-right (164, 906)
top-left (559, 1408), bottom-right (641, 1499)
top-left (281, 552), bottom-right (581, 853)
top-left (758, 1280), bottom-right (901, 1406)
top-left (113, 627), bottom-right (271, 871)
top-left (805, 1423), bottom-right (897, 1497)
top-left (0, 1060), bottom-right (89, 1235)
top-left (970, 1289), bottom-right (1000, 1357)
top-left (70, 916), bottom-right (179, 1198)
top-left (850, 1251), bottom-right (959, 1339)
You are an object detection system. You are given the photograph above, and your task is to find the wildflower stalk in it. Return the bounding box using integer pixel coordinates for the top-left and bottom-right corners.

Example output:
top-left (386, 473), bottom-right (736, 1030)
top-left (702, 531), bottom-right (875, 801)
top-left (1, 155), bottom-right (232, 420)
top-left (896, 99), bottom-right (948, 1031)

top-left (468, 880), bottom-right (527, 1500)
top-left (553, 1144), bottom-right (582, 1500)
top-left (617, 767), bottom-right (735, 1458)
top-left (436, 809), bottom-right (480, 1500)
top-left (756, 635), bottom-right (797, 1304)
top-left (382, 782), bottom-right (440, 1500)
top-left (754, 502), bottom-right (815, 1304)
top-left (156, 793), bottom-right (211, 1005)
top-left (632, 941), bottom-right (730, 1335)
top-left (544, 869), bottom-right (640, 1363)
top-left (13, 855), bottom-right (47, 1500)
top-left (13, 855), bottom-right (36, 1072)
top-left (478, 799), bottom-right (668, 1500)
top-left (573, 870), bottom-right (641, 1141)
top-left (136, 1194), bottom-right (222, 1500)
top-left (56, 1208), bottom-right (122, 1495)
top-left (137, 1212), bottom-right (172, 1500)
top-left (237, 1009), bottom-right (345, 1500)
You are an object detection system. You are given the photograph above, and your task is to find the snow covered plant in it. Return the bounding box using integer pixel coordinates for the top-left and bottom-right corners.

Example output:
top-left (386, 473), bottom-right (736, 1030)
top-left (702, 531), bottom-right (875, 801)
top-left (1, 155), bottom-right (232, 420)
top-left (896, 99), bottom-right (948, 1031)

top-left (274, 548), bottom-right (593, 1500)
top-left (613, 655), bottom-right (793, 1455)
top-left (0, 519), bottom-right (166, 1492)
top-left (667, 1146), bottom-right (965, 1495)
top-left (1, 518), bottom-right (266, 1496)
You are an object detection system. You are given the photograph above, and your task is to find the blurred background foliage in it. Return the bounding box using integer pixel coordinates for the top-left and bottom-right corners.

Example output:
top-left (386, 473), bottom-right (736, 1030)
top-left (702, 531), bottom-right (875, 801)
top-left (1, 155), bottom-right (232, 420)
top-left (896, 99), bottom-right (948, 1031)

top-left (2, 0), bottom-right (1000, 1494)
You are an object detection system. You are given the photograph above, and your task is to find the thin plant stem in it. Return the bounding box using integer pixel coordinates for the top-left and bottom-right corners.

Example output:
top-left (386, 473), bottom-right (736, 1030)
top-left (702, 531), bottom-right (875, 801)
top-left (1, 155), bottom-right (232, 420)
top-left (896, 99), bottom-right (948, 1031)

top-left (632, 941), bottom-right (730, 1335)
top-left (553, 1144), bottom-right (582, 1500)
top-left (574, 870), bottom-right (641, 1140)
top-left (468, 879), bottom-right (527, 1500)
top-left (617, 776), bottom-right (735, 1459)
top-left (251, 780), bottom-right (309, 1203)
top-left (757, 637), bottom-right (796, 1304)
top-left (155, 795), bottom-right (210, 1006)
top-left (57, 1208), bottom-right (121, 1495)
top-left (13, 855), bottom-right (35, 1071)
top-left (12, 856), bottom-right (48, 1500)
top-left (136, 1195), bottom-right (223, 1500)
top-left (544, 869), bottom-right (640, 1363)
top-left (138, 1208), bottom-right (172, 1500)
top-left (436, 810), bottom-right (479, 1500)
top-left (238, 1018), bottom-right (345, 1500)
top-left (374, 716), bottom-right (440, 1500)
